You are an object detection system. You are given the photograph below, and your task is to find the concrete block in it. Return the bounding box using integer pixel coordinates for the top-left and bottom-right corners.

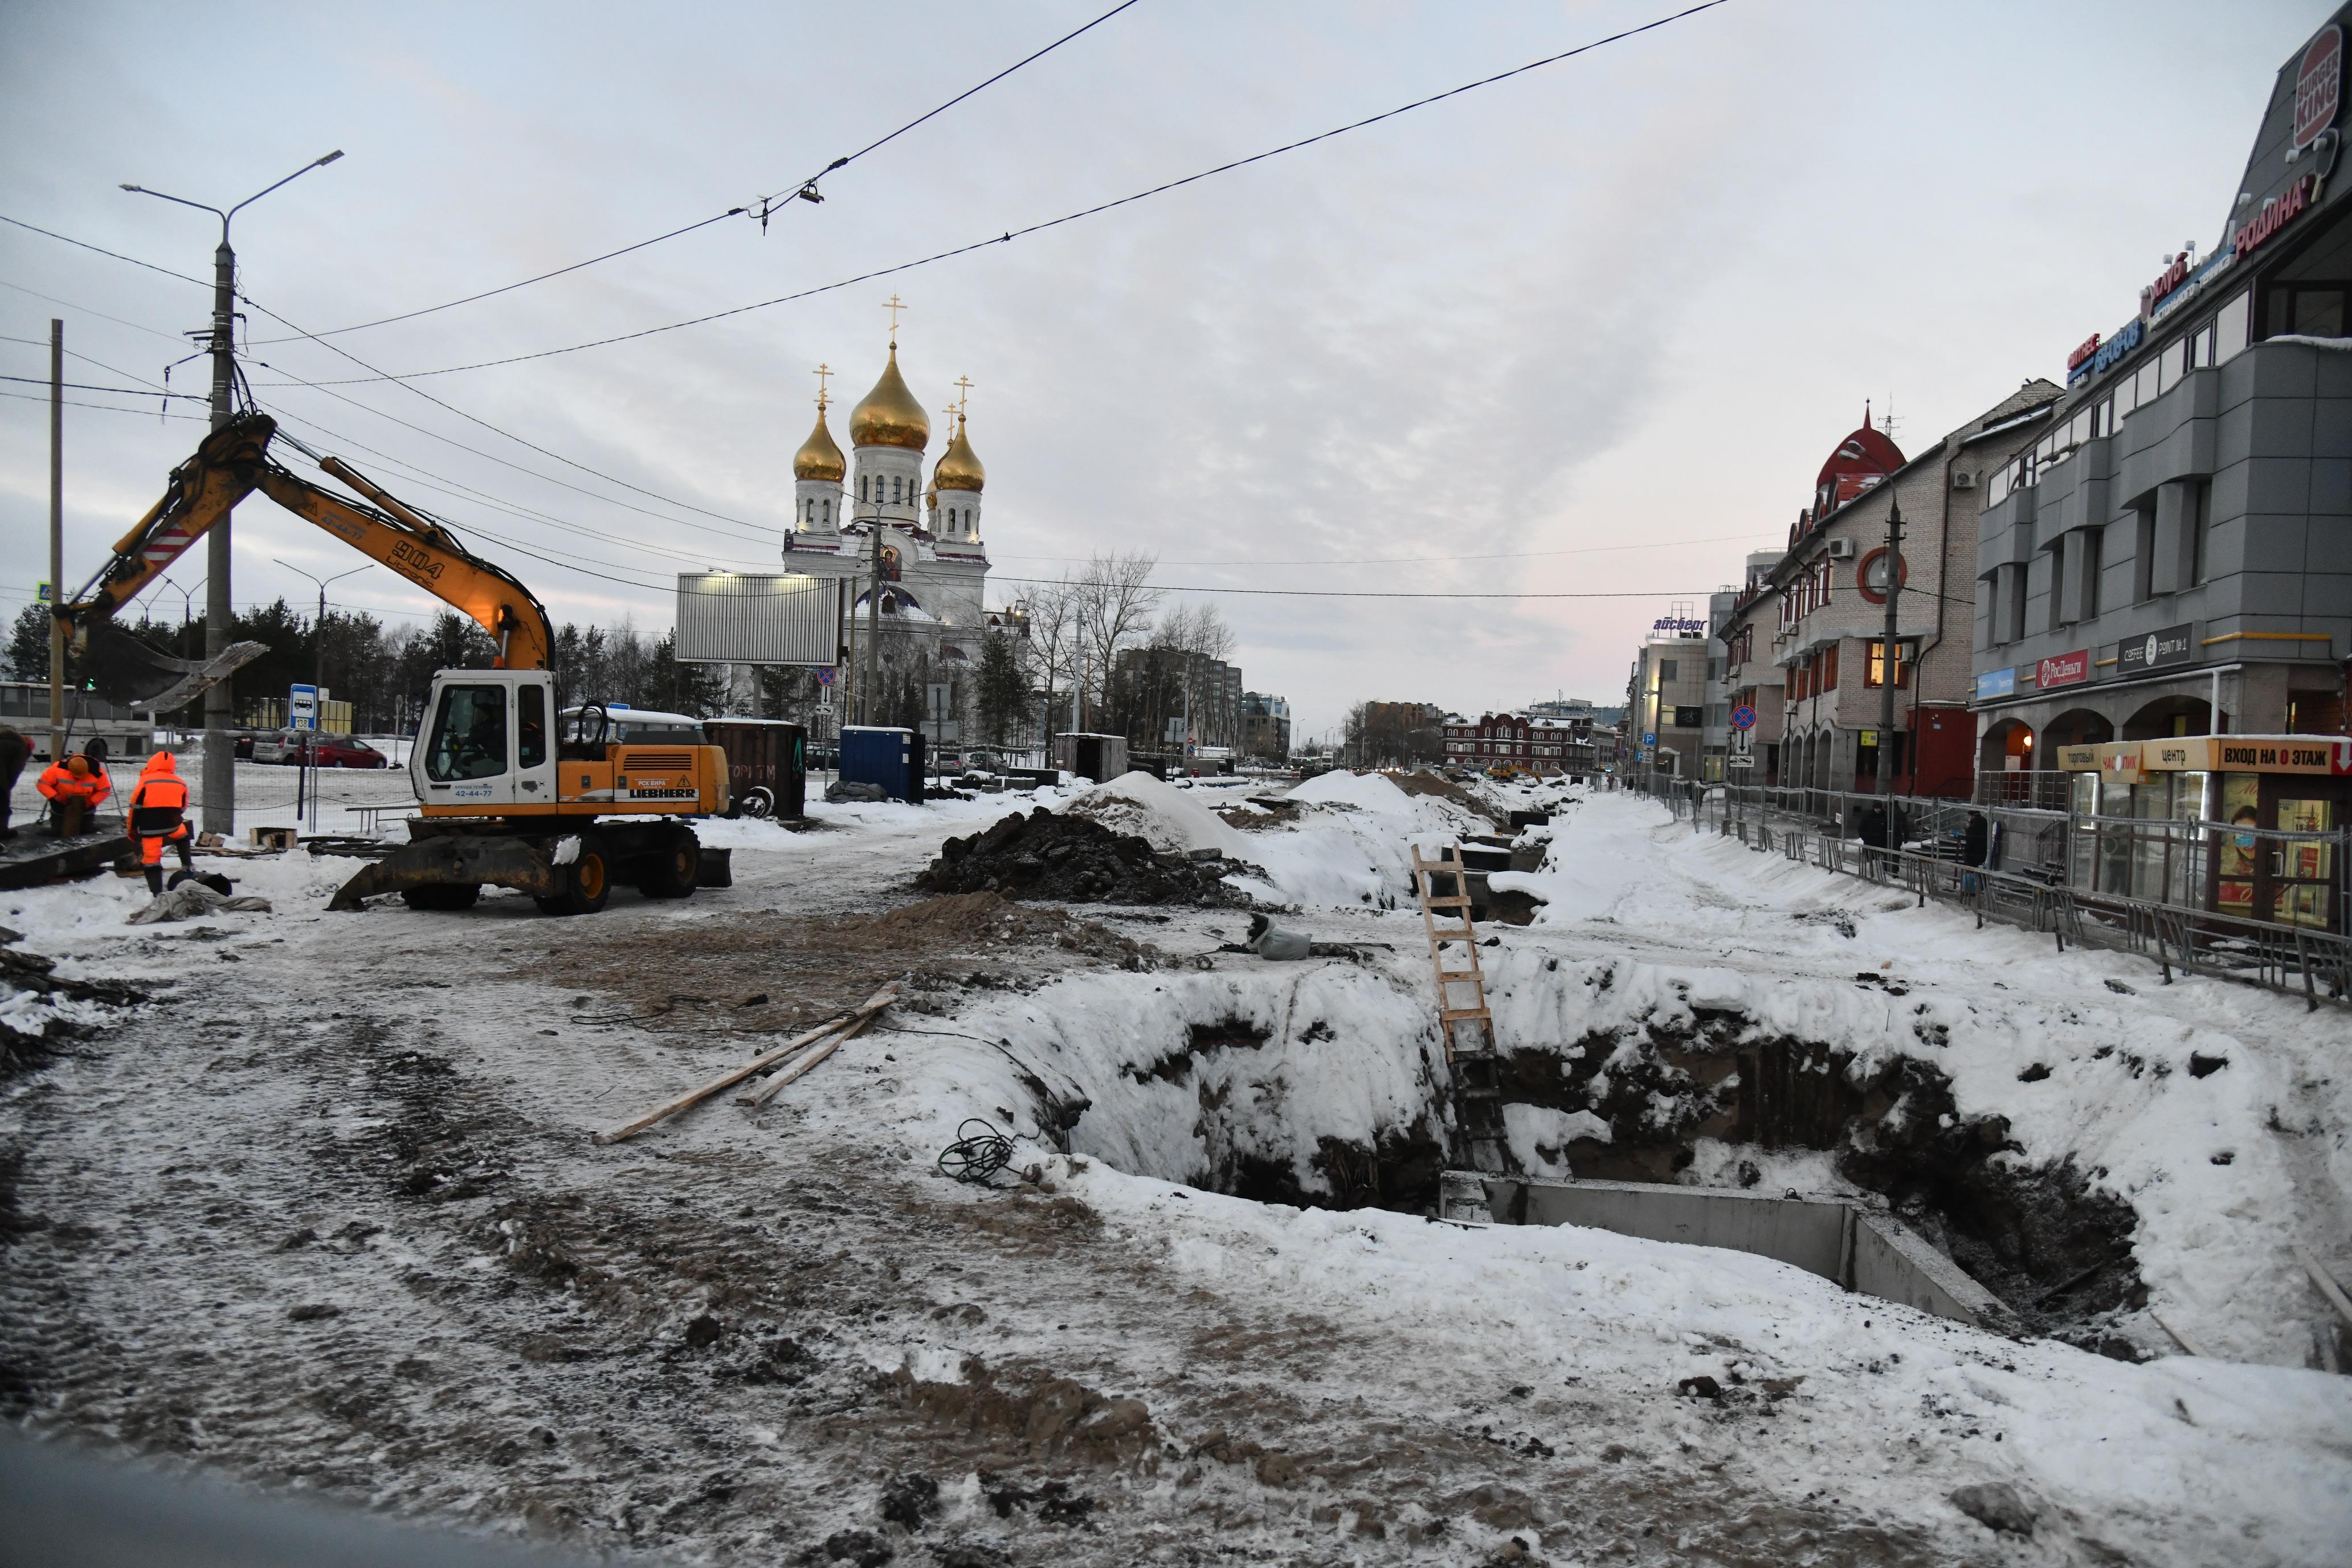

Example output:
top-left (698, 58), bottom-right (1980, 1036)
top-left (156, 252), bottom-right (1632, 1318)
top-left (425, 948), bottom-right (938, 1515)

top-left (2250, 342), bottom-right (2320, 401)
top-left (1469, 1174), bottom-right (2009, 1331)
top-left (2308, 516), bottom-right (2352, 575)
top-left (2240, 511), bottom-right (2311, 568)
top-left (2243, 456), bottom-right (2313, 515)
top-left (2247, 397), bottom-right (2315, 459)
top-left (2214, 401), bottom-right (2256, 467)
top-left (2311, 458), bottom-right (2352, 517)
top-left (2315, 399), bottom-right (2352, 459)
top-left (2316, 344), bottom-right (2352, 399)
top-left (2218, 347), bottom-right (2261, 409)
top-left (2233, 569), bottom-right (2310, 619)
top-left (2301, 573), bottom-right (2352, 622)
top-left (1851, 1214), bottom-right (2008, 1329)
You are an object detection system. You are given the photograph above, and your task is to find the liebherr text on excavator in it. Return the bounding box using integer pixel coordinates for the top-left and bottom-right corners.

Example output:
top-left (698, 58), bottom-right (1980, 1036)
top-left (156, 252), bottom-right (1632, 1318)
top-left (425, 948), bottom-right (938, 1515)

top-left (61, 412), bottom-right (727, 915)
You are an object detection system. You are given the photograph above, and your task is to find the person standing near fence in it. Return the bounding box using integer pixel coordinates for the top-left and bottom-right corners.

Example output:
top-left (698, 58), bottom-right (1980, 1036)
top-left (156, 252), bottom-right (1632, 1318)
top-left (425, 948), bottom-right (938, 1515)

top-left (1962, 811), bottom-right (1990, 893)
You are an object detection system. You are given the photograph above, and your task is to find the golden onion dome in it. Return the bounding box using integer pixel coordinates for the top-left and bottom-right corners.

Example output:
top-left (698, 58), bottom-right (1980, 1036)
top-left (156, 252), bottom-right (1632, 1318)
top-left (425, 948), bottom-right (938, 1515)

top-left (791, 402), bottom-right (846, 482)
top-left (932, 413), bottom-right (985, 493)
top-left (848, 347), bottom-right (929, 451)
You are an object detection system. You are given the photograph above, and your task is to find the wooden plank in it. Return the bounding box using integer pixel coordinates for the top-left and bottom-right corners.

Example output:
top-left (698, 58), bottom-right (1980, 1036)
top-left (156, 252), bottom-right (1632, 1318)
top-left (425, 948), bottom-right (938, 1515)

top-left (593, 983), bottom-right (897, 1144)
top-left (737, 1000), bottom-right (890, 1106)
top-left (2298, 1246), bottom-right (2352, 1330)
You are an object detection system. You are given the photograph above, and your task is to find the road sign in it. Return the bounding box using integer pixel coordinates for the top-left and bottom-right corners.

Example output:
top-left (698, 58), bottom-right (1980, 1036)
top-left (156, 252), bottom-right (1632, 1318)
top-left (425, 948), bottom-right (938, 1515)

top-left (816, 667), bottom-right (836, 686)
top-left (289, 683), bottom-right (319, 732)
top-left (35, 581), bottom-right (52, 603)
top-left (1726, 754), bottom-right (1755, 769)
top-left (1642, 732), bottom-right (1657, 746)
top-left (1730, 705), bottom-right (1756, 730)
top-left (927, 682), bottom-right (952, 721)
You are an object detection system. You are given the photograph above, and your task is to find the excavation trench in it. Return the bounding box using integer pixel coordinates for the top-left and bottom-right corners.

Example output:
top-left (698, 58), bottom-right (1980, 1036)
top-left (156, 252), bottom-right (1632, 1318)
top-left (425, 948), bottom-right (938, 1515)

top-left (1016, 971), bottom-right (2142, 1353)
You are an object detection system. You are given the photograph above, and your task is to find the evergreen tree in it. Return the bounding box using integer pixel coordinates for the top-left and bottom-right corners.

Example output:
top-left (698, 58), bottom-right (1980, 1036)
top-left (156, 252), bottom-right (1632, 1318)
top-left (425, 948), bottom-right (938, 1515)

top-left (974, 628), bottom-right (1029, 747)
top-left (6, 603), bottom-right (50, 682)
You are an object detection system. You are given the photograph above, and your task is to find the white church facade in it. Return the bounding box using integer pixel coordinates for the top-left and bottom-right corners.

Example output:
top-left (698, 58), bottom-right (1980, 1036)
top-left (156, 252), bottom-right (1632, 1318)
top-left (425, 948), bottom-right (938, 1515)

top-left (779, 334), bottom-right (1008, 671)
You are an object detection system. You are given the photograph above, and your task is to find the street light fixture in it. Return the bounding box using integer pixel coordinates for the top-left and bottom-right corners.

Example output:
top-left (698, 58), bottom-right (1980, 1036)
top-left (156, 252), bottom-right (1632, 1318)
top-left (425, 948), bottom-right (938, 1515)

top-left (121, 149), bottom-right (345, 837)
top-left (273, 557), bottom-right (369, 833)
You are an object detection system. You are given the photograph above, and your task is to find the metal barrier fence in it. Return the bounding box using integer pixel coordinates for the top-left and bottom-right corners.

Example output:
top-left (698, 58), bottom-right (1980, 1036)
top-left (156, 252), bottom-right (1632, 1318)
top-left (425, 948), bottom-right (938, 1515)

top-left (1628, 776), bottom-right (2351, 1010)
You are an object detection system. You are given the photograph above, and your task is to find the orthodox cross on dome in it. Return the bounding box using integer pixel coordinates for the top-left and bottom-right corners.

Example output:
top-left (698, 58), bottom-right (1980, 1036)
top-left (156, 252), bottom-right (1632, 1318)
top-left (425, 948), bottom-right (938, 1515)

top-left (882, 293), bottom-right (908, 346)
top-left (812, 362), bottom-right (832, 411)
top-left (953, 374), bottom-right (974, 416)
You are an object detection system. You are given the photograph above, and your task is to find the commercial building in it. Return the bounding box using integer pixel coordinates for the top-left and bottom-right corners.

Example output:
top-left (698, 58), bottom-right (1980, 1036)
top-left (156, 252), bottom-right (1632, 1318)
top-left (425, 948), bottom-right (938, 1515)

top-left (1712, 551), bottom-right (1785, 781)
top-left (1625, 612), bottom-right (1713, 777)
top-left (1970, 7), bottom-right (2352, 842)
top-left (1440, 710), bottom-right (1602, 774)
top-left (1742, 390), bottom-right (2059, 799)
top-left (1240, 691), bottom-right (1291, 762)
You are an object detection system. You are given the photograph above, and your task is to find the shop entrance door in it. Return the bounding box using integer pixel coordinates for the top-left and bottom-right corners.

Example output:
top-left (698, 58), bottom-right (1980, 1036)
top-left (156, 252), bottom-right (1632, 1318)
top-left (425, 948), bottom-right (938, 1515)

top-left (2270, 792), bottom-right (2335, 930)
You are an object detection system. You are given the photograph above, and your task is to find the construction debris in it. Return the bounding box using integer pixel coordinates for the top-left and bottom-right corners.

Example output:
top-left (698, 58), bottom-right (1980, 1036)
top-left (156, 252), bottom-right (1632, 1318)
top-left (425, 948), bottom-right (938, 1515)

top-left (126, 880), bottom-right (273, 925)
top-left (920, 807), bottom-right (1255, 906)
top-left (593, 983), bottom-right (897, 1144)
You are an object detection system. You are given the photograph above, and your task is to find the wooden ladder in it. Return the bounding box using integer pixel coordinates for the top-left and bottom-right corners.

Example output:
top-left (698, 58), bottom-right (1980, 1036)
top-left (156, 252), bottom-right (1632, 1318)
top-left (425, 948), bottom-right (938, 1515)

top-left (1412, 845), bottom-right (1506, 1171)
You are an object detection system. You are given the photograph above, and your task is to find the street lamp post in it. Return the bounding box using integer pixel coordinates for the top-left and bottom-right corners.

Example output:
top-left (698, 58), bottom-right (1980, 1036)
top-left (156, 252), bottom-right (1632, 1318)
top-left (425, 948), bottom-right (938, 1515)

top-left (273, 558), bottom-right (369, 834)
top-left (121, 150), bottom-right (344, 835)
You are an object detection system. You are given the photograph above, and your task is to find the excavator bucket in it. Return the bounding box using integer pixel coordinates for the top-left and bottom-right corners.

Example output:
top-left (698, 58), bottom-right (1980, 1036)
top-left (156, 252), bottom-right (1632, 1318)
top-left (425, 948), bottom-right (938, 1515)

top-left (328, 835), bottom-right (563, 910)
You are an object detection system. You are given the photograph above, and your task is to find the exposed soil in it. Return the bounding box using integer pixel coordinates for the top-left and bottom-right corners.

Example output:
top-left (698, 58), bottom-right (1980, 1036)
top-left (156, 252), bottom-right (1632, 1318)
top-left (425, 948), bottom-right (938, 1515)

top-left (534, 892), bottom-right (1169, 1038)
top-left (920, 810), bottom-right (1256, 908)
top-left (1390, 771), bottom-right (1511, 829)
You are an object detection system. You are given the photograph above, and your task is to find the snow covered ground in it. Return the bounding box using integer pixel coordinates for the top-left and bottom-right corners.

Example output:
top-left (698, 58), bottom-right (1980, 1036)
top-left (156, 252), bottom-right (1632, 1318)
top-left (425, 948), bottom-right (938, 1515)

top-left (2, 774), bottom-right (2347, 1564)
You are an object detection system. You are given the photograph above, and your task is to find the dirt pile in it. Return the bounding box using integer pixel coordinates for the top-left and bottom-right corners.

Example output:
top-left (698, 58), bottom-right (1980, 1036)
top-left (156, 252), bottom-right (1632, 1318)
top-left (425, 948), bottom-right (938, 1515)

top-left (1391, 770), bottom-right (1509, 828)
top-left (920, 808), bottom-right (1255, 906)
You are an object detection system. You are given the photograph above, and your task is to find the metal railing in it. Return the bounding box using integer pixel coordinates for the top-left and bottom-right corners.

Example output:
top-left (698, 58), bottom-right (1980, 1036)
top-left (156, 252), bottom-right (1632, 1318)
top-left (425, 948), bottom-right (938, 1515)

top-left (1627, 775), bottom-right (2351, 1009)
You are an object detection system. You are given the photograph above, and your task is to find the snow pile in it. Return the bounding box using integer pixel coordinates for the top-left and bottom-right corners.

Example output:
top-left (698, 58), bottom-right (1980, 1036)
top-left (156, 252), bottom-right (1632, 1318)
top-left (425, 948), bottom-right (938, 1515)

top-left (1059, 771), bottom-right (1253, 859)
top-left (1284, 769), bottom-right (1416, 812)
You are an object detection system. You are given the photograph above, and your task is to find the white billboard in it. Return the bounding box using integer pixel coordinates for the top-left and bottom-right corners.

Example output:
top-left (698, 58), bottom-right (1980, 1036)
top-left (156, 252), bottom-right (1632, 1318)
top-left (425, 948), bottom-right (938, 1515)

top-left (673, 573), bottom-right (842, 666)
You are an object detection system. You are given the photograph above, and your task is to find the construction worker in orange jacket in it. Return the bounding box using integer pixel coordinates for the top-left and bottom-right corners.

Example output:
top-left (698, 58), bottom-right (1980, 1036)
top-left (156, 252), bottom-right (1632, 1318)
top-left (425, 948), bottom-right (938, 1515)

top-left (37, 753), bottom-right (108, 839)
top-left (128, 751), bottom-right (194, 897)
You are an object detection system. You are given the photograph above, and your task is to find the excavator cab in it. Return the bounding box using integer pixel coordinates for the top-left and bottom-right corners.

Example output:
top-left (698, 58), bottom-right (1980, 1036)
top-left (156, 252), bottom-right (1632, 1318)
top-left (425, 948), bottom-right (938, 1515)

top-left (414, 669), bottom-right (556, 810)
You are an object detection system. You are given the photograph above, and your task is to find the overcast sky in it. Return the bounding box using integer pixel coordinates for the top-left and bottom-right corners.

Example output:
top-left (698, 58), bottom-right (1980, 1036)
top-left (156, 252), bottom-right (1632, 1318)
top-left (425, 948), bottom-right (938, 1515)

top-left (0, 1), bottom-right (2329, 742)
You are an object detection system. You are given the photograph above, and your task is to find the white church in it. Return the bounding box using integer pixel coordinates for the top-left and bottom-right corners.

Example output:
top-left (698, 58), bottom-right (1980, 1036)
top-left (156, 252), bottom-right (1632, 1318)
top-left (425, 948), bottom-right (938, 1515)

top-left (779, 329), bottom-right (1010, 670)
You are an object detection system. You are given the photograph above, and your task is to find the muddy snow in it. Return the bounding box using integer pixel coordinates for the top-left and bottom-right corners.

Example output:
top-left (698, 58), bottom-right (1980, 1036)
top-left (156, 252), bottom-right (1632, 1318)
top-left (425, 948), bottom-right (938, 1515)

top-left (2, 773), bottom-right (2349, 1565)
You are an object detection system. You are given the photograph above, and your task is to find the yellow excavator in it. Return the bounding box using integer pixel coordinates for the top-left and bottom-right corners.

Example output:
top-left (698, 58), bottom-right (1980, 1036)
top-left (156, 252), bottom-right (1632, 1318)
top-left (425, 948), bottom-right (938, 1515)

top-left (60, 411), bottom-right (729, 915)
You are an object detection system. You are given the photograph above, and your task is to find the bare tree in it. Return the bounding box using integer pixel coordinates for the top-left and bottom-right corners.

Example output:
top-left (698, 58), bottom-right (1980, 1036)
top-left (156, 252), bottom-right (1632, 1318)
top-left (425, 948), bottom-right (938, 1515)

top-left (1070, 552), bottom-right (1160, 725)
top-left (1022, 578), bottom-right (1081, 736)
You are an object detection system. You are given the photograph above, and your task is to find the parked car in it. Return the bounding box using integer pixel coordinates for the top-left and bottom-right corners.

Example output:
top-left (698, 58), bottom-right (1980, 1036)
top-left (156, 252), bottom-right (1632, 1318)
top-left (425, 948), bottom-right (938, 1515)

top-left (251, 731), bottom-right (391, 768)
top-left (249, 729), bottom-right (305, 765)
top-left (313, 734), bottom-right (391, 769)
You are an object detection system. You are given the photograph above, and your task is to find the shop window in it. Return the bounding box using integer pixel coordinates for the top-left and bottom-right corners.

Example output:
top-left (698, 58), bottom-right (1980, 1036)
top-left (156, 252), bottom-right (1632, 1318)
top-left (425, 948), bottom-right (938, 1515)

top-left (2271, 284), bottom-right (2350, 338)
top-left (2114, 373), bottom-right (2138, 424)
top-left (2215, 289), bottom-right (2251, 360)
top-left (2134, 357), bottom-right (2161, 410)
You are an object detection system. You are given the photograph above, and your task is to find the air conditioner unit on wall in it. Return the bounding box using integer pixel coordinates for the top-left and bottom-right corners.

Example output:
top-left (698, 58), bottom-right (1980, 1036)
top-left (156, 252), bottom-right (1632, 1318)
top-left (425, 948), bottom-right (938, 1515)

top-left (1951, 470), bottom-right (1977, 490)
top-left (1825, 538), bottom-right (1857, 560)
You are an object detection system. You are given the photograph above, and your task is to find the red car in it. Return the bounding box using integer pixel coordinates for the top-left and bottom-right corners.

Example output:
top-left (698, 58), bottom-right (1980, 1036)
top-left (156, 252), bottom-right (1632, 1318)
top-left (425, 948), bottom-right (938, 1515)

top-left (283, 733), bottom-right (391, 769)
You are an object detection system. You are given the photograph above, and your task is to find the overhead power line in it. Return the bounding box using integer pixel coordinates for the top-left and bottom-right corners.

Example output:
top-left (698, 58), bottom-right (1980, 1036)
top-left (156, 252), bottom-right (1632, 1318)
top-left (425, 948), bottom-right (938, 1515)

top-left (991, 577), bottom-right (1704, 600)
top-left (0, 389), bottom-right (206, 420)
top-left (277, 0), bottom-right (1734, 385)
top-left (0, 278), bottom-right (191, 342)
top-left (0, 214), bottom-right (207, 287)
top-left (0, 372), bottom-right (205, 399)
top-left (248, 0), bottom-right (1147, 345)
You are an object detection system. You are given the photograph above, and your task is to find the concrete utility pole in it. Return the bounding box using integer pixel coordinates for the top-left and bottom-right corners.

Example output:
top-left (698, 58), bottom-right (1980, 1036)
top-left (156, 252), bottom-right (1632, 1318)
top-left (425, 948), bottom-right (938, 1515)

top-left (47, 320), bottom-right (64, 766)
top-left (121, 149), bottom-right (343, 834)
top-left (1877, 495), bottom-right (1904, 823)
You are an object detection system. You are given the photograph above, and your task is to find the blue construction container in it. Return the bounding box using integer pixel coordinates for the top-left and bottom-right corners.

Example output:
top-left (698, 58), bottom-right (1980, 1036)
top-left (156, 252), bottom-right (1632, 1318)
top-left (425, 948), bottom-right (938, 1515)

top-left (839, 725), bottom-right (924, 803)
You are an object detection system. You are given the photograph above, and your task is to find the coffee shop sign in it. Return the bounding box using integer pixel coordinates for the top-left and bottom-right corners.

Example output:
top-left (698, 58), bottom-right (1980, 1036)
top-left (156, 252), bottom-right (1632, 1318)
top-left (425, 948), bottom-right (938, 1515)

top-left (1652, 616), bottom-right (1708, 635)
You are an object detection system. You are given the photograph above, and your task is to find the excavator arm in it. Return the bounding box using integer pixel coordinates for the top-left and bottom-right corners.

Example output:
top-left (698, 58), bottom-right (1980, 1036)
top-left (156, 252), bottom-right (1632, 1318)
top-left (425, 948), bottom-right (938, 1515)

top-left (60, 411), bottom-right (554, 672)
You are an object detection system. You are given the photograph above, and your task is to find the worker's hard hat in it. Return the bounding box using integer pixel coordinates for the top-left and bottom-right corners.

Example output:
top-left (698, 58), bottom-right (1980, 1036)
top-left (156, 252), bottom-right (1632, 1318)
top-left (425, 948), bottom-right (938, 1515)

top-left (67, 756), bottom-right (89, 777)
